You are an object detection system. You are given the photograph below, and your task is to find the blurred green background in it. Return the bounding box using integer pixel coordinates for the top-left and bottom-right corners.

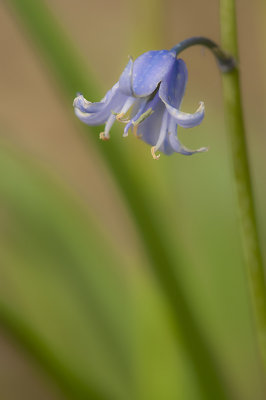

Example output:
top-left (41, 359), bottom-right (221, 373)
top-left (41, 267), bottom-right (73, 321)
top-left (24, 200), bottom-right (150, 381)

top-left (0, 1), bottom-right (266, 399)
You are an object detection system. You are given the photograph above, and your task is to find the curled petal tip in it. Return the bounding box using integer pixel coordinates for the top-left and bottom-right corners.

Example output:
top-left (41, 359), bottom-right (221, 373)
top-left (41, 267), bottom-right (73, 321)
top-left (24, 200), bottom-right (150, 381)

top-left (197, 101), bottom-right (205, 112)
top-left (163, 100), bottom-right (205, 128)
top-left (197, 146), bottom-right (209, 153)
top-left (73, 92), bottom-right (82, 106)
top-left (73, 94), bottom-right (92, 110)
top-left (151, 146), bottom-right (160, 160)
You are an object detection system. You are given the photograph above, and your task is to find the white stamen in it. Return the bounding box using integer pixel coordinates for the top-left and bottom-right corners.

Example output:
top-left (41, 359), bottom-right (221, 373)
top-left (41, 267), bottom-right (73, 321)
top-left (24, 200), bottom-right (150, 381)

top-left (153, 110), bottom-right (169, 154)
top-left (100, 113), bottom-right (116, 140)
top-left (116, 97), bottom-right (135, 121)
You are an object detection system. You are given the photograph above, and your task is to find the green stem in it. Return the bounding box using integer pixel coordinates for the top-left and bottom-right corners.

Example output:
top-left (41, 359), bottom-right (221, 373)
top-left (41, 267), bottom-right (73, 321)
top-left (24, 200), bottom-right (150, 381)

top-left (171, 36), bottom-right (236, 72)
top-left (220, 0), bottom-right (266, 371)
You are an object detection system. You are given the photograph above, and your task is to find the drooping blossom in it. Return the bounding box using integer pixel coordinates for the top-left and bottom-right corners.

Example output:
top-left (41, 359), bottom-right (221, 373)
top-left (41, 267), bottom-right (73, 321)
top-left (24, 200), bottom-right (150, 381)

top-left (73, 49), bottom-right (207, 159)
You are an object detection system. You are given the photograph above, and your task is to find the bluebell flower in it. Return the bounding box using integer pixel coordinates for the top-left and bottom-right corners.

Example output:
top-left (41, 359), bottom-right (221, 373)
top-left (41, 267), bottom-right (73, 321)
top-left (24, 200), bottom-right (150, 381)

top-left (73, 49), bottom-right (207, 159)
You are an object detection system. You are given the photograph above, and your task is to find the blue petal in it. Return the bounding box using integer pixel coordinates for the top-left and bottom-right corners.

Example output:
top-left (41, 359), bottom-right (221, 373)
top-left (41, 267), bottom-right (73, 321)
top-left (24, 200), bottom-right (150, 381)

top-left (74, 83), bottom-right (118, 112)
top-left (168, 132), bottom-right (208, 155)
top-left (123, 98), bottom-right (147, 136)
top-left (159, 58), bottom-right (205, 128)
top-left (119, 58), bottom-right (133, 96)
top-left (136, 94), bottom-right (164, 146)
top-left (132, 50), bottom-right (176, 97)
top-left (159, 58), bottom-right (187, 109)
top-left (164, 101), bottom-right (205, 128)
top-left (73, 83), bottom-right (129, 126)
top-left (167, 116), bottom-right (208, 155)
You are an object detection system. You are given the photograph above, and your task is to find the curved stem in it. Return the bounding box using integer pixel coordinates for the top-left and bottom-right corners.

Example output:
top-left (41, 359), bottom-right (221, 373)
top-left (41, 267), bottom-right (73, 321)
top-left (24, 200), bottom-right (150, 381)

top-left (220, 0), bottom-right (266, 372)
top-left (171, 36), bottom-right (236, 72)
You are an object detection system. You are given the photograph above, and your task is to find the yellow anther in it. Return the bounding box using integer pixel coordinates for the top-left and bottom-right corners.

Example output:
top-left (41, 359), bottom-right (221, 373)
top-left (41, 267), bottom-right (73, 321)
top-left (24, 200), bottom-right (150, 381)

top-left (151, 146), bottom-right (160, 160)
top-left (116, 113), bottom-right (130, 123)
top-left (116, 112), bottom-right (124, 120)
top-left (99, 132), bottom-right (109, 141)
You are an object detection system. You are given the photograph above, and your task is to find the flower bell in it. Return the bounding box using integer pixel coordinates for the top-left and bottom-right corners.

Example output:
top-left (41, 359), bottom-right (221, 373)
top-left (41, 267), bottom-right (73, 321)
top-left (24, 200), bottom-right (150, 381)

top-left (73, 46), bottom-right (210, 159)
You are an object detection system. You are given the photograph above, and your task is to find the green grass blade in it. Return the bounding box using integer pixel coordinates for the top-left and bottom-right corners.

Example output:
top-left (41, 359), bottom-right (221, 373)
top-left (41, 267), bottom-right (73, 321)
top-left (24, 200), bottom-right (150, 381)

top-left (0, 302), bottom-right (108, 400)
top-left (0, 140), bottom-right (131, 399)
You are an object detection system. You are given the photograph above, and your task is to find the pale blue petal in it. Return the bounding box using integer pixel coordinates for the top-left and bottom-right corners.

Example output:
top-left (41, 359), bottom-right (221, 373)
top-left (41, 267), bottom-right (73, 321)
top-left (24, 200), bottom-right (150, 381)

top-left (168, 132), bottom-right (208, 155)
top-left (74, 107), bottom-right (108, 126)
top-left (153, 109), bottom-right (169, 151)
top-left (123, 99), bottom-right (147, 136)
top-left (74, 82), bottom-right (119, 113)
top-left (119, 58), bottom-right (133, 96)
top-left (159, 58), bottom-right (188, 109)
top-left (74, 84), bottom-right (129, 125)
top-left (159, 58), bottom-right (205, 128)
top-left (166, 116), bottom-right (208, 155)
top-left (164, 101), bottom-right (205, 128)
top-left (136, 94), bottom-right (164, 146)
top-left (132, 50), bottom-right (176, 97)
